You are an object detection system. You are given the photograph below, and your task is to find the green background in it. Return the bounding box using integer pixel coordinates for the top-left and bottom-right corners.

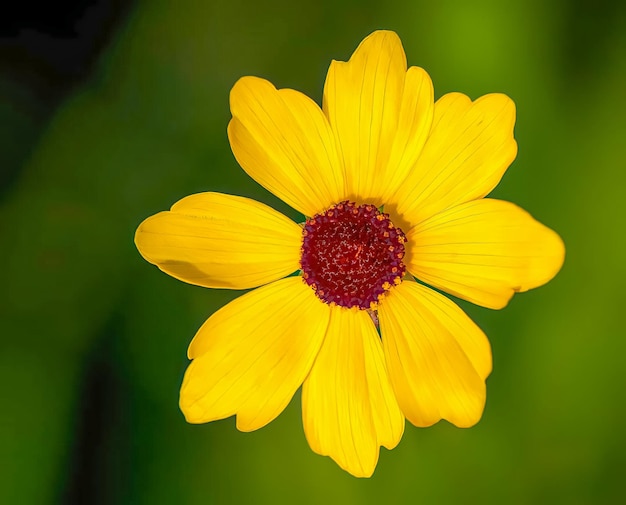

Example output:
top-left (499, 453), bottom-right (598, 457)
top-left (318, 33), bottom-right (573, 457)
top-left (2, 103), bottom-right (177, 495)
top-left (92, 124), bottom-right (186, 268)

top-left (2, 0), bottom-right (625, 503)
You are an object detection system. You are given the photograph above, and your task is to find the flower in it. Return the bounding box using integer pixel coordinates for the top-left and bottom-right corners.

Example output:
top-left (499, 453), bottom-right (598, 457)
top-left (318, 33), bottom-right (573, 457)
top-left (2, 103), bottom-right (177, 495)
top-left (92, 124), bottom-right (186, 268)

top-left (134, 30), bottom-right (565, 477)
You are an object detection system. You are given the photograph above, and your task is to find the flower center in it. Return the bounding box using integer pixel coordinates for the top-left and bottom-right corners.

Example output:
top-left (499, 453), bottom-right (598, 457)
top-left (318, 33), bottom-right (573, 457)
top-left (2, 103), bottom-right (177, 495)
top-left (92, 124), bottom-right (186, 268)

top-left (300, 201), bottom-right (406, 310)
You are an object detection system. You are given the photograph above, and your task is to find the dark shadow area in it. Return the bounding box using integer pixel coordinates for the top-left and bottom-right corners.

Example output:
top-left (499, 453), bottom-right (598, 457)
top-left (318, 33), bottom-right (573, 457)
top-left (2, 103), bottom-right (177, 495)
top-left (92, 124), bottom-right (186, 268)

top-left (0, 0), bottom-right (134, 196)
top-left (559, 0), bottom-right (625, 86)
top-left (60, 320), bottom-right (131, 505)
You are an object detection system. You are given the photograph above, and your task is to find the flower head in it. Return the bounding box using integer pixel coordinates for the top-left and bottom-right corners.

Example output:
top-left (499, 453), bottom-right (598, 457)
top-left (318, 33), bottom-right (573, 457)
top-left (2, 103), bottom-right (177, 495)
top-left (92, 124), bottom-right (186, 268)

top-left (135, 30), bottom-right (565, 477)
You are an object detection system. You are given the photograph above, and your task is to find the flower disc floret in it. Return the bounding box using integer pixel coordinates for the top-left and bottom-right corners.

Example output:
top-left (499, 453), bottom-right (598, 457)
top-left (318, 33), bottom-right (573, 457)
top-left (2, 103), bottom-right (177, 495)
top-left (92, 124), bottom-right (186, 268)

top-left (300, 201), bottom-right (406, 309)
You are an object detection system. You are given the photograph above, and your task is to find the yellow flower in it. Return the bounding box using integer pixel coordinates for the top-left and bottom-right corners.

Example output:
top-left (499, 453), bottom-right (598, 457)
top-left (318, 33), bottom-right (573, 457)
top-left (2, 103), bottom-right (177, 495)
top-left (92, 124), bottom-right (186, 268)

top-left (134, 30), bottom-right (565, 477)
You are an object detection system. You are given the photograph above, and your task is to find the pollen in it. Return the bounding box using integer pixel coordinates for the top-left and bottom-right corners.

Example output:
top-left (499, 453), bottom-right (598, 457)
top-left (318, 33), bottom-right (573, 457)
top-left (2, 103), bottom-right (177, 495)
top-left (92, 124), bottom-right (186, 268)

top-left (300, 201), bottom-right (407, 309)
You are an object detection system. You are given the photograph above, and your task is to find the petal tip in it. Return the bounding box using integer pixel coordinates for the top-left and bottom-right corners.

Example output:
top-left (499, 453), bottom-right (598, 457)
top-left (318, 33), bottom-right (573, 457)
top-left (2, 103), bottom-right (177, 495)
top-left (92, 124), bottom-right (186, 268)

top-left (179, 393), bottom-right (208, 425)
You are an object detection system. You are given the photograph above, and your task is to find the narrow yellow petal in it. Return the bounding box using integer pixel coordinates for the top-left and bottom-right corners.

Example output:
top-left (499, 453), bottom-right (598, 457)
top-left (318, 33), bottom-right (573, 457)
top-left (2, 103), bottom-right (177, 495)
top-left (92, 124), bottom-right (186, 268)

top-left (379, 66), bottom-right (434, 203)
top-left (393, 92), bottom-right (517, 226)
top-left (405, 199), bottom-right (566, 309)
top-left (323, 30), bottom-right (409, 204)
top-left (379, 281), bottom-right (490, 428)
top-left (228, 76), bottom-right (344, 216)
top-left (302, 307), bottom-right (404, 478)
top-left (180, 277), bottom-right (330, 431)
top-left (134, 192), bottom-right (302, 290)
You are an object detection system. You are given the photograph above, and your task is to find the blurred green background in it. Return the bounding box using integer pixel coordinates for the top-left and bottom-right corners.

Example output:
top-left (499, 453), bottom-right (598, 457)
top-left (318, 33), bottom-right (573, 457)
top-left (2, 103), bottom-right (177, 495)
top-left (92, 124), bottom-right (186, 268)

top-left (1, 0), bottom-right (625, 503)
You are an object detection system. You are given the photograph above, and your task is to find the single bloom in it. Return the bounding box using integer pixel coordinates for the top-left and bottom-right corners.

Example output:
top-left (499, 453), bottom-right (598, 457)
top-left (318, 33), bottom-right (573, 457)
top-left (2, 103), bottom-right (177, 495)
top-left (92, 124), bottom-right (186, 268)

top-left (135, 30), bottom-right (565, 477)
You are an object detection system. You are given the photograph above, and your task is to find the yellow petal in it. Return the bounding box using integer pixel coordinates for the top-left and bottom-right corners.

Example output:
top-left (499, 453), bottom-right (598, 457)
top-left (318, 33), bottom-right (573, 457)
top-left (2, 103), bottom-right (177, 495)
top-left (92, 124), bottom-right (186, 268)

top-left (302, 306), bottom-right (404, 478)
top-left (405, 199), bottom-right (566, 309)
top-left (378, 281), bottom-right (490, 428)
top-left (323, 30), bottom-right (417, 204)
top-left (228, 76), bottom-right (344, 217)
top-left (134, 192), bottom-right (302, 290)
top-left (392, 92), bottom-right (517, 226)
top-left (379, 66), bottom-right (434, 203)
top-left (180, 277), bottom-right (330, 431)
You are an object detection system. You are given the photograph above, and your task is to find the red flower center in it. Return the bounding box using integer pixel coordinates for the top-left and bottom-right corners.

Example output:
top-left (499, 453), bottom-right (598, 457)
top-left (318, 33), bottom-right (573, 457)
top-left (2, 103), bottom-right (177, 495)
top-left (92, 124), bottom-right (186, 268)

top-left (300, 201), bottom-right (406, 309)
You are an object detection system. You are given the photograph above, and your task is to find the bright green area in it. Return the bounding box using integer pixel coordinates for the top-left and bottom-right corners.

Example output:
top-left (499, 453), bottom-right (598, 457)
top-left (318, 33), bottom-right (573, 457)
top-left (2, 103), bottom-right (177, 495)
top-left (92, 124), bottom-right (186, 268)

top-left (1, 0), bottom-right (625, 503)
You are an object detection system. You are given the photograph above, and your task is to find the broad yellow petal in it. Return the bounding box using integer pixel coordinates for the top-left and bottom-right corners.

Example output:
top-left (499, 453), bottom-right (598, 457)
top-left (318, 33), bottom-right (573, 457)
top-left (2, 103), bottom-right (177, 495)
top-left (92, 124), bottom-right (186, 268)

top-left (302, 306), bottom-right (404, 478)
top-left (405, 199), bottom-right (565, 309)
top-left (180, 277), bottom-right (330, 431)
top-left (134, 192), bottom-right (302, 290)
top-left (228, 76), bottom-right (344, 216)
top-left (392, 92), bottom-right (517, 226)
top-left (324, 30), bottom-right (431, 204)
top-left (379, 281), bottom-right (490, 428)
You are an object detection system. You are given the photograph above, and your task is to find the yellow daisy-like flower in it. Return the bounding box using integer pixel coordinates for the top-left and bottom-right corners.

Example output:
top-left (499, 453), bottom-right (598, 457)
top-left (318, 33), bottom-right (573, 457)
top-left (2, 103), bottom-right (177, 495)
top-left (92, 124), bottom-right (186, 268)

top-left (135, 30), bottom-right (564, 477)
